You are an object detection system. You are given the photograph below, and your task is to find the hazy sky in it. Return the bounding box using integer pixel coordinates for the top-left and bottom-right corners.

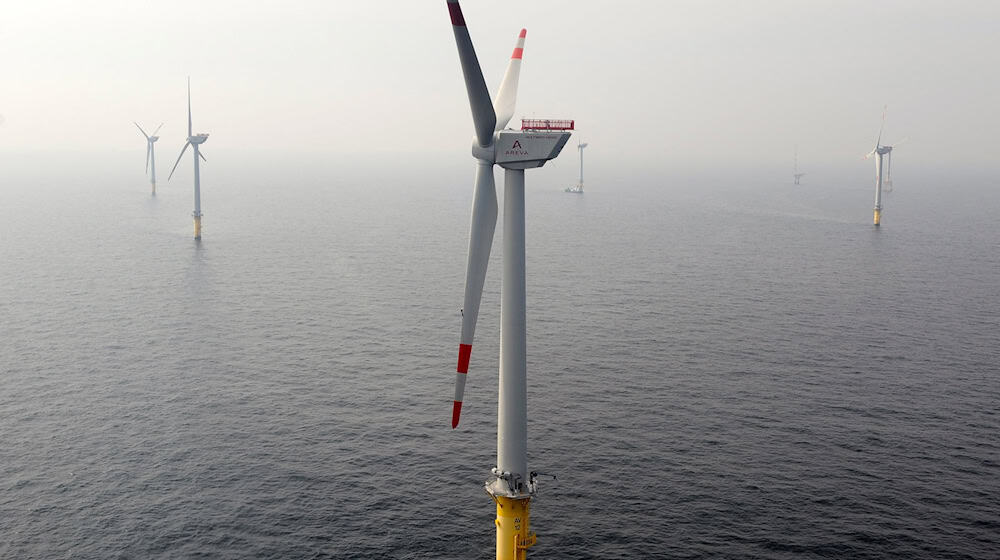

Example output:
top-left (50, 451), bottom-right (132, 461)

top-left (2, 0), bottom-right (998, 170)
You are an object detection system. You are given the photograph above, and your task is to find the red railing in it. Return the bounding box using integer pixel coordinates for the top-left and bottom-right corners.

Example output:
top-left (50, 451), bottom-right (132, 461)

top-left (521, 119), bottom-right (574, 131)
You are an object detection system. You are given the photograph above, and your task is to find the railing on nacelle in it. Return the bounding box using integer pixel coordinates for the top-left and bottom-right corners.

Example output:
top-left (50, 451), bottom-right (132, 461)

top-left (520, 119), bottom-right (574, 131)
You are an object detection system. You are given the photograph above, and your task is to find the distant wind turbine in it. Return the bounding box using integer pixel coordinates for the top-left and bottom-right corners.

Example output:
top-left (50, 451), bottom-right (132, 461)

top-left (793, 144), bottom-right (805, 185)
top-left (134, 122), bottom-right (163, 195)
top-left (168, 78), bottom-right (209, 240)
top-left (565, 142), bottom-right (587, 193)
top-left (863, 106), bottom-right (904, 226)
top-left (883, 136), bottom-right (908, 193)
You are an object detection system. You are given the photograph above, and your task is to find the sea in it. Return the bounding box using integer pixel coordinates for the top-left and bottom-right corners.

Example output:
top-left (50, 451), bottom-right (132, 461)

top-left (1, 152), bottom-right (998, 559)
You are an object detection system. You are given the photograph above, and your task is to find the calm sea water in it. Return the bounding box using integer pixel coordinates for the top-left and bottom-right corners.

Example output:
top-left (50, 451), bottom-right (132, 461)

top-left (1, 154), bottom-right (998, 559)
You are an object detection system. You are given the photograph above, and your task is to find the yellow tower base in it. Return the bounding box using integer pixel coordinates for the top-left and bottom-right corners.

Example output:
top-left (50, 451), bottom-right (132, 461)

top-left (873, 208), bottom-right (881, 226)
top-left (194, 215), bottom-right (202, 239)
top-left (151, 183), bottom-right (156, 196)
top-left (495, 496), bottom-right (536, 560)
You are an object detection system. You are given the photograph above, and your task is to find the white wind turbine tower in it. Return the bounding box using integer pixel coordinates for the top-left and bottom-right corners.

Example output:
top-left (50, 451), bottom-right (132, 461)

top-left (168, 78), bottom-right (209, 240)
top-left (565, 142), bottom-right (587, 193)
top-left (446, 1), bottom-right (572, 557)
top-left (134, 122), bottom-right (163, 195)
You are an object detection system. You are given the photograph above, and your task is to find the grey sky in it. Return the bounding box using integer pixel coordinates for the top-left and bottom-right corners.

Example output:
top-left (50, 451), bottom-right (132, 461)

top-left (2, 0), bottom-right (998, 169)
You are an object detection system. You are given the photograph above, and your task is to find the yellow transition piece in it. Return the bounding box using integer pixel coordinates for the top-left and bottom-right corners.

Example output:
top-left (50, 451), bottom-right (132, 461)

top-left (495, 496), bottom-right (537, 560)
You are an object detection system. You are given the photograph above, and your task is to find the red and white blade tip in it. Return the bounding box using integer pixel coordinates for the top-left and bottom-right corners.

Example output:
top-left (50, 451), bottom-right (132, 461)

top-left (453, 343), bottom-right (472, 428)
top-left (512, 29), bottom-right (526, 59)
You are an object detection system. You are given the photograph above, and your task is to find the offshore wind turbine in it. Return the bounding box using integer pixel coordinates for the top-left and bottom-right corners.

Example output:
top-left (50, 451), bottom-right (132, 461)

top-left (134, 122), bottom-right (163, 195)
top-left (864, 106), bottom-right (898, 226)
top-left (446, 1), bottom-right (572, 558)
top-left (564, 142), bottom-right (587, 193)
top-left (793, 144), bottom-right (805, 185)
top-left (883, 137), bottom-right (907, 193)
top-left (168, 78), bottom-right (209, 240)
top-left (884, 148), bottom-right (894, 192)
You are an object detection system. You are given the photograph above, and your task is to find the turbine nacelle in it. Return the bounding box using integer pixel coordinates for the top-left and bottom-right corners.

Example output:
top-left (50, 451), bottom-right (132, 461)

top-left (189, 133), bottom-right (209, 145)
top-left (149, 136), bottom-right (160, 143)
top-left (470, 131), bottom-right (572, 169)
top-left (497, 131), bottom-right (570, 169)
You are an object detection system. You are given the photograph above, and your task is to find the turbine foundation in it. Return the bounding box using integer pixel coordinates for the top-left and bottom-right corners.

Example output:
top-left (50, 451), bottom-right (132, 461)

top-left (495, 496), bottom-right (535, 560)
top-left (873, 208), bottom-right (881, 226)
top-left (194, 215), bottom-right (202, 239)
top-left (151, 182), bottom-right (156, 196)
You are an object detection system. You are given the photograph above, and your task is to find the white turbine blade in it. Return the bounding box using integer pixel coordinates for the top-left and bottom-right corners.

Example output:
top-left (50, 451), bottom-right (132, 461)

top-left (198, 150), bottom-right (207, 163)
top-left (152, 122), bottom-right (164, 136)
top-left (187, 77), bottom-right (193, 138)
top-left (453, 162), bottom-right (498, 428)
top-left (893, 136), bottom-right (909, 148)
top-left (168, 142), bottom-right (191, 180)
top-left (134, 122), bottom-right (149, 140)
top-left (447, 0), bottom-right (497, 147)
top-left (146, 143), bottom-right (151, 174)
top-left (493, 29), bottom-right (526, 131)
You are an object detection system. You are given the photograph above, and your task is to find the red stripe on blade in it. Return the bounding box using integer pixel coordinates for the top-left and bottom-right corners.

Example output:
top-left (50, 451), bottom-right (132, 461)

top-left (452, 401), bottom-right (463, 428)
top-left (519, 29), bottom-right (527, 38)
top-left (457, 344), bottom-right (472, 373)
top-left (447, 2), bottom-right (466, 26)
top-left (511, 47), bottom-right (523, 59)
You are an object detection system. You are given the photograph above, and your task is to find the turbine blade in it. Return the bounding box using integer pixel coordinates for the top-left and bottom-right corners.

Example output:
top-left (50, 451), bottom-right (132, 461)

top-left (152, 122), bottom-right (164, 136)
top-left (187, 77), bottom-right (193, 138)
top-left (199, 150), bottom-right (207, 163)
top-left (146, 143), bottom-right (151, 173)
top-left (134, 122), bottom-right (149, 140)
top-left (453, 162), bottom-right (498, 428)
top-left (168, 142), bottom-right (191, 181)
top-left (447, 0), bottom-right (497, 147)
top-left (875, 104), bottom-right (886, 149)
top-left (493, 29), bottom-right (526, 131)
